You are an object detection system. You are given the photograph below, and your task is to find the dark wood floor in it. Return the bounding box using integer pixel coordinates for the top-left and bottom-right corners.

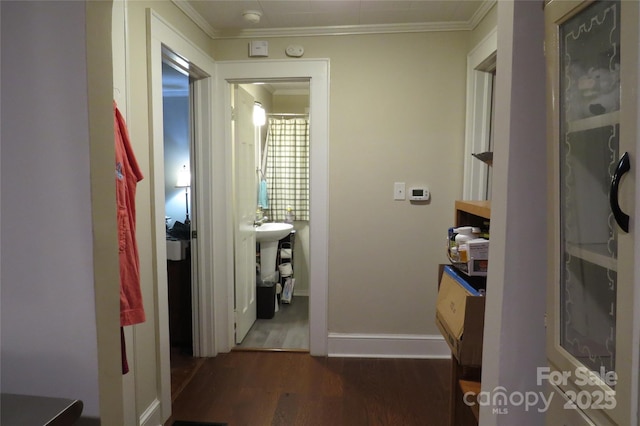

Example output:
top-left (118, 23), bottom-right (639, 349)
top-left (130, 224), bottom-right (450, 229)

top-left (166, 351), bottom-right (451, 426)
top-left (170, 346), bottom-right (206, 402)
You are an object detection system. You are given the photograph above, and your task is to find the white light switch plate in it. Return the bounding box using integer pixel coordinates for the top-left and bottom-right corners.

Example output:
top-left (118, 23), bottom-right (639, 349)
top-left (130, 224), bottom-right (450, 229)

top-left (394, 182), bottom-right (406, 200)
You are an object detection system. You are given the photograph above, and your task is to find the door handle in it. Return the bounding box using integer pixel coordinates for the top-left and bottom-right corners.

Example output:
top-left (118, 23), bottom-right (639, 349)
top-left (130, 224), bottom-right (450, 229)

top-left (610, 151), bottom-right (630, 233)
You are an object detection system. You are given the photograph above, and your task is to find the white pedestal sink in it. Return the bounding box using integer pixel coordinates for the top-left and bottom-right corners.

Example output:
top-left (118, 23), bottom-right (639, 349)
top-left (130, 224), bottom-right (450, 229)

top-left (255, 222), bottom-right (293, 281)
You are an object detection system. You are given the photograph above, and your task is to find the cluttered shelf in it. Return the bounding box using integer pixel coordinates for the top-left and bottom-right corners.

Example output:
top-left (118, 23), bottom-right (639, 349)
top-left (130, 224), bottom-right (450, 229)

top-left (437, 200), bottom-right (490, 426)
top-left (448, 201), bottom-right (490, 277)
top-left (455, 200), bottom-right (490, 225)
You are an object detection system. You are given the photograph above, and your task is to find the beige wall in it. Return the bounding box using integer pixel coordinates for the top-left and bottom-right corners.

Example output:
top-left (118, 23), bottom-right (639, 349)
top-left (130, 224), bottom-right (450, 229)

top-left (274, 94), bottom-right (310, 114)
top-left (215, 32), bottom-right (468, 335)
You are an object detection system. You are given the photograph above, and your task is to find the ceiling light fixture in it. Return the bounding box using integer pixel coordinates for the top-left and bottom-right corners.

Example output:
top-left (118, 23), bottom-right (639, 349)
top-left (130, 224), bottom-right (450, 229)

top-left (253, 102), bottom-right (266, 127)
top-left (243, 10), bottom-right (262, 24)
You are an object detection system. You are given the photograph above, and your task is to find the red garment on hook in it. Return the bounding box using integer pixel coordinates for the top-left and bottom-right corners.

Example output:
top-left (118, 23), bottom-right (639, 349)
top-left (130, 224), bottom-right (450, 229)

top-left (114, 101), bottom-right (145, 326)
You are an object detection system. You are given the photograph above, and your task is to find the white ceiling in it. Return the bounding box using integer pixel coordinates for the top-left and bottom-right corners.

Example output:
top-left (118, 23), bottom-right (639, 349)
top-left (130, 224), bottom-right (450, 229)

top-left (176, 0), bottom-right (495, 38)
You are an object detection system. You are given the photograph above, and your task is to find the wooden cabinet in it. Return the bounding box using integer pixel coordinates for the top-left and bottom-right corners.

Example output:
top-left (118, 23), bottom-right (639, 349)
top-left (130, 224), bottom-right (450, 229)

top-left (455, 200), bottom-right (490, 232)
top-left (167, 256), bottom-right (192, 350)
top-left (446, 200), bottom-right (490, 426)
top-left (545, 1), bottom-right (639, 424)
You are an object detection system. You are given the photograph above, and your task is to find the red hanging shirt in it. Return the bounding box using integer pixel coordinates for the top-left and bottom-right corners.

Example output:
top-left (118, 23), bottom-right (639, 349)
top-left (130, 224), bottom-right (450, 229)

top-left (114, 101), bottom-right (145, 326)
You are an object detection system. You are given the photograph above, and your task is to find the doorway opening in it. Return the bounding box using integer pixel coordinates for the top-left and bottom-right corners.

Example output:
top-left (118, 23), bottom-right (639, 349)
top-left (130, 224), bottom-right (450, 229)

top-left (463, 28), bottom-right (497, 200)
top-left (149, 16), bottom-right (218, 414)
top-left (213, 59), bottom-right (329, 357)
top-left (161, 56), bottom-right (204, 397)
top-left (232, 81), bottom-right (311, 351)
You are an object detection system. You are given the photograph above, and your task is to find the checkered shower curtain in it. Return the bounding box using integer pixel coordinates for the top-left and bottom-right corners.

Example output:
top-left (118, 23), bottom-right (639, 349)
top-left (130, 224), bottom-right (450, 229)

top-left (264, 117), bottom-right (310, 221)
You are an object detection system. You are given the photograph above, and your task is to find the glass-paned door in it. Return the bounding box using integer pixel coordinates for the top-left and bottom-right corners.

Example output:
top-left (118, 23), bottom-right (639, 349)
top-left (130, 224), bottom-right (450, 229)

top-left (547, 0), bottom-right (639, 423)
top-left (559, 0), bottom-right (620, 377)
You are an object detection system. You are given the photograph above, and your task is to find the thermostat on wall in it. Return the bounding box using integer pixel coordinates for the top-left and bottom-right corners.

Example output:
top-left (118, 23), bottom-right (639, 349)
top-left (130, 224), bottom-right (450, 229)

top-left (409, 187), bottom-right (430, 201)
top-left (249, 40), bottom-right (269, 57)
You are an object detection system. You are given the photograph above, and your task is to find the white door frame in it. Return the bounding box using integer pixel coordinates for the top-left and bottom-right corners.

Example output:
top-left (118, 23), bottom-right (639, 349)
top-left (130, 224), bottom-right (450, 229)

top-left (214, 60), bottom-right (330, 356)
top-left (463, 27), bottom-right (497, 200)
top-left (148, 9), bottom-right (217, 420)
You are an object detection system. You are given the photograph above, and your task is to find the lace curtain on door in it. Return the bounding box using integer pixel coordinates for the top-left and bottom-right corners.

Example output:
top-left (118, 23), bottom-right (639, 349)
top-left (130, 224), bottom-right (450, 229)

top-left (264, 117), bottom-right (310, 221)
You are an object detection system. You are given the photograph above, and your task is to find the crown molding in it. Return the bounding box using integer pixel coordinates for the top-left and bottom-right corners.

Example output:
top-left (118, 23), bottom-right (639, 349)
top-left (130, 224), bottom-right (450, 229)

top-left (468, 0), bottom-right (497, 30)
top-left (214, 21), bottom-right (471, 39)
top-left (172, 0), bottom-right (219, 39)
top-left (173, 0), bottom-right (497, 40)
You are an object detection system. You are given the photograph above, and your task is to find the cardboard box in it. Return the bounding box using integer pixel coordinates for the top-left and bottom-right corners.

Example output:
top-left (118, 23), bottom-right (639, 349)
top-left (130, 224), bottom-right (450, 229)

top-left (436, 265), bottom-right (486, 366)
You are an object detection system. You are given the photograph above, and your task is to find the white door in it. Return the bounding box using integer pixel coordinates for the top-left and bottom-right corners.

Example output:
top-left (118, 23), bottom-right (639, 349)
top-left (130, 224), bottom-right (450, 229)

top-left (233, 85), bottom-right (258, 344)
top-left (545, 1), bottom-right (639, 424)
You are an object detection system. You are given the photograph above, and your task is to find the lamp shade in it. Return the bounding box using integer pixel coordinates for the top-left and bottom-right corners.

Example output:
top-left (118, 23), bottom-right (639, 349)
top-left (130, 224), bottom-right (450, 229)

top-left (175, 165), bottom-right (191, 188)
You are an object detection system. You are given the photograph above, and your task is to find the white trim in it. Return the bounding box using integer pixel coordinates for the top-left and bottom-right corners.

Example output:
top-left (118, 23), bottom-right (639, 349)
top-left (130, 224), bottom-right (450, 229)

top-left (469, 0), bottom-right (497, 31)
top-left (138, 398), bottom-right (162, 426)
top-left (171, 0), bottom-right (218, 39)
top-left (328, 333), bottom-right (452, 359)
top-left (147, 9), bottom-right (217, 423)
top-left (172, 0), bottom-right (497, 39)
top-left (191, 75), bottom-right (217, 359)
top-left (463, 27), bottom-right (497, 200)
top-left (112, 3), bottom-right (137, 424)
top-left (212, 22), bottom-right (472, 39)
top-left (214, 59), bottom-right (330, 356)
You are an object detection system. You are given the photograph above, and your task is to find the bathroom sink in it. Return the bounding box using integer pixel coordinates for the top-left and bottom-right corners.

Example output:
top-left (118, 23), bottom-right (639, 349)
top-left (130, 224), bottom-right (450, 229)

top-left (255, 222), bottom-right (293, 243)
top-left (255, 223), bottom-right (293, 280)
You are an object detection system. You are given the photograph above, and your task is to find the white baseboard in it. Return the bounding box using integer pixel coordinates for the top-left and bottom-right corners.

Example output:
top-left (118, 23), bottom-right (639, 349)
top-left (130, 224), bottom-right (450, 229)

top-left (327, 332), bottom-right (452, 359)
top-left (139, 398), bottom-right (162, 426)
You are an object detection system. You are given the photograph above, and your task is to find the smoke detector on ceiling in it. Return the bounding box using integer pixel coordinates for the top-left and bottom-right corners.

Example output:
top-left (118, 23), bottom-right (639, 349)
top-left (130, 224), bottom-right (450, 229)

top-left (243, 10), bottom-right (262, 24)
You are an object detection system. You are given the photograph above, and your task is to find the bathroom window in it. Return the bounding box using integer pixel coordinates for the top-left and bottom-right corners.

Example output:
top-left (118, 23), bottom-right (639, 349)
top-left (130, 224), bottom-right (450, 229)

top-left (264, 116), bottom-right (310, 221)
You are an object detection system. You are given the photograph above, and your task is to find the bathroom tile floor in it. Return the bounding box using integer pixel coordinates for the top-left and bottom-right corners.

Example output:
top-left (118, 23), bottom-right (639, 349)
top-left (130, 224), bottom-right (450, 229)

top-left (236, 295), bottom-right (309, 350)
